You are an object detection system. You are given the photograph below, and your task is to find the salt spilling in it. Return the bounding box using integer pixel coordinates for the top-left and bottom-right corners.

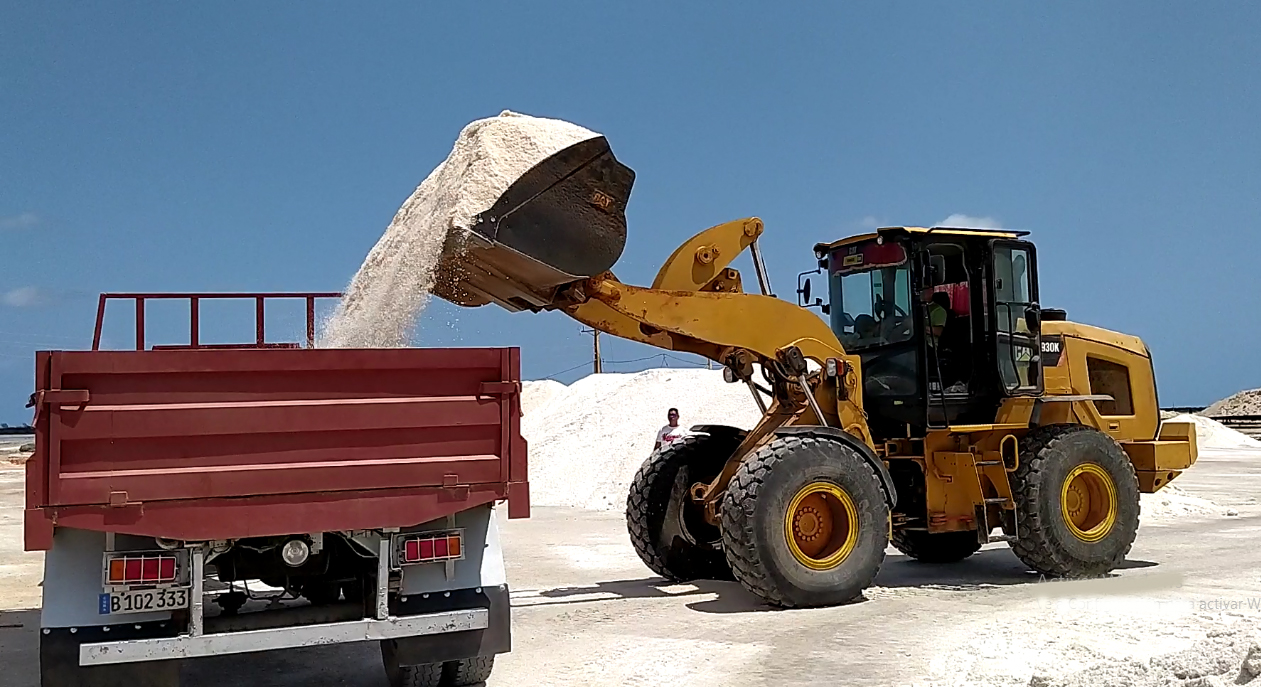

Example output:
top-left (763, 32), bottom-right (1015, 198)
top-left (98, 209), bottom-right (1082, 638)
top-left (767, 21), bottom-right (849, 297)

top-left (320, 111), bottom-right (600, 347)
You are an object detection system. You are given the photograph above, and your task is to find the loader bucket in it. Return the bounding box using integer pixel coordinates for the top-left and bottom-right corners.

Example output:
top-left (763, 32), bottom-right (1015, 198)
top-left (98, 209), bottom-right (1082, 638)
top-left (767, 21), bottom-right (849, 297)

top-left (433, 136), bottom-right (635, 312)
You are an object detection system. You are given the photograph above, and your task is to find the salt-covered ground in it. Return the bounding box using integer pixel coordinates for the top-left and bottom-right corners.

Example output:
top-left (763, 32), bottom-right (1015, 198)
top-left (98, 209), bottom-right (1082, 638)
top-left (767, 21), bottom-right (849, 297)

top-left (0, 434), bottom-right (33, 465)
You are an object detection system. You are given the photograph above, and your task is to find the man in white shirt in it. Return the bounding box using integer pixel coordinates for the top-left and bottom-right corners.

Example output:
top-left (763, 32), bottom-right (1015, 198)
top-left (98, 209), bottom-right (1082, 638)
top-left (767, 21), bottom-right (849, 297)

top-left (654, 408), bottom-right (685, 451)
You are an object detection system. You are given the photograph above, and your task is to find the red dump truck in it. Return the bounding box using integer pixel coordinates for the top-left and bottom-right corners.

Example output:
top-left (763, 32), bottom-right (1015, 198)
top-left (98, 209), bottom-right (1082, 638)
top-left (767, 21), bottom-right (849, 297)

top-left (24, 292), bottom-right (529, 687)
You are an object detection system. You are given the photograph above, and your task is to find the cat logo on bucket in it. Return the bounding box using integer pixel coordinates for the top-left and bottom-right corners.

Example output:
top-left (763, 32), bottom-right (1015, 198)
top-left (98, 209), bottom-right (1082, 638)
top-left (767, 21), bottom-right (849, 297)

top-left (589, 190), bottom-right (615, 212)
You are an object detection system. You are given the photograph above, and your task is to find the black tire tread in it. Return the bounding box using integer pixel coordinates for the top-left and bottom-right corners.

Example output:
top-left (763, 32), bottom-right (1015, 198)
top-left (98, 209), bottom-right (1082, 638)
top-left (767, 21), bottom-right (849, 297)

top-left (626, 433), bottom-right (733, 581)
top-left (1009, 424), bottom-right (1140, 577)
top-left (720, 435), bottom-right (886, 608)
top-left (446, 656), bottom-right (494, 685)
top-left (396, 663), bottom-right (444, 687)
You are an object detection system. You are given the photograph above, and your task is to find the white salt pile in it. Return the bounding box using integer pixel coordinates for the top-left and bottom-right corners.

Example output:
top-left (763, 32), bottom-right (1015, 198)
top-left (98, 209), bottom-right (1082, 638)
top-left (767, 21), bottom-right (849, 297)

top-left (1168, 413), bottom-right (1261, 450)
top-left (1141, 484), bottom-right (1226, 520)
top-left (521, 379), bottom-right (567, 418)
top-left (1046, 624), bottom-right (1261, 687)
top-left (1203, 388), bottom-right (1261, 417)
top-left (522, 373), bottom-right (1235, 516)
top-left (320, 111), bottom-right (599, 348)
top-left (931, 610), bottom-right (1261, 687)
top-left (521, 368), bottom-right (763, 510)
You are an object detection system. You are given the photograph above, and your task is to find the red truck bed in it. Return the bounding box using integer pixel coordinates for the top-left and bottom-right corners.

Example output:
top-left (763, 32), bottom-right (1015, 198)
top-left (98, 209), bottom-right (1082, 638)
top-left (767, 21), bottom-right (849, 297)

top-left (25, 344), bottom-right (529, 550)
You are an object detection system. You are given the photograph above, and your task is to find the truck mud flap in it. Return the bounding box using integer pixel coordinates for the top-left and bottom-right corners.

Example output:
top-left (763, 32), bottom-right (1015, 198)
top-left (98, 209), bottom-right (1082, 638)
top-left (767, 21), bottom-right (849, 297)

top-left (42, 622), bottom-right (180, 687)
top-left (384, 585), bottom-right (510, 665)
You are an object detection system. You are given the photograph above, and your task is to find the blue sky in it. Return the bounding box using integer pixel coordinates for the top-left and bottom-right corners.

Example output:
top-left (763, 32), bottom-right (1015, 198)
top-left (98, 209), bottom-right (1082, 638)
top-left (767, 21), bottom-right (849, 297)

top-left (2, 2), bottom-right (1259, 423)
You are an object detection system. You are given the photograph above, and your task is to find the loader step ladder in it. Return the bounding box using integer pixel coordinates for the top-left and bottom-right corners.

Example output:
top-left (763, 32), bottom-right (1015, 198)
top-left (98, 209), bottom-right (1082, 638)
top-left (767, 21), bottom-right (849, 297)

top-left (969, 446), bottom-right (1019, 546)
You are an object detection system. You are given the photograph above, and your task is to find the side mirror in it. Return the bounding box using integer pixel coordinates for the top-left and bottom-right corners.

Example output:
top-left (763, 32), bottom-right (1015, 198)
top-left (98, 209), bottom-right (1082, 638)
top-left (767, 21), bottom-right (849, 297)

top-left (1025, 303), bottom-right (1042, 332)
top-left (797, 268), bottom-right (824, 309)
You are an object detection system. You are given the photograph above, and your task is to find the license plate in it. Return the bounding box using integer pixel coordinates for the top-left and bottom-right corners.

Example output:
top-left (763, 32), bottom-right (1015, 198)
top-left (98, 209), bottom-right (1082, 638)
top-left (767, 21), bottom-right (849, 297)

top-left (98, 587), bottom-right (190, 615)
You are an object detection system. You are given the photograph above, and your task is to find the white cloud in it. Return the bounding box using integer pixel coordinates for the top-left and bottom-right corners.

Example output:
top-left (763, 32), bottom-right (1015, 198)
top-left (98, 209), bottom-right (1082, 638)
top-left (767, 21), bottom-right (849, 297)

top-left (0, 213), bottom-right (39, 230)
top-left (2, 287), bottom-right (50, 307)
top-left (937, 214), bottom-right (1002, 229)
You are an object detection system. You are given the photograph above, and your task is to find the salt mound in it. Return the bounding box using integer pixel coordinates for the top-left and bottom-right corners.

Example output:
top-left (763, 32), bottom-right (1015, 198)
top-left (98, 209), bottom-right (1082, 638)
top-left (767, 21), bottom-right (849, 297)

top-left (1048, 625), bottom-right (1261, 687)
top-left (521, 379), bottom-right (567, 418)
top-left (1168, 413), bottom-right (1261, 450)
top-left (320, 111), bottom-right (599, 348)
top-left (1140, 484), bottom-right (1224, 519)
top-left (1204, 388), bottom-right (1261, 417)
top-left (522, 368), bottom-right (764, 510)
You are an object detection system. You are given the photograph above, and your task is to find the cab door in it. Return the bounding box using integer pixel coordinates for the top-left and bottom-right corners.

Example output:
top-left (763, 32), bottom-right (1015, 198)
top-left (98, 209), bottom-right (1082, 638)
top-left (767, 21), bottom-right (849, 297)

top-left (991, 240), bottom-right (1043, 395)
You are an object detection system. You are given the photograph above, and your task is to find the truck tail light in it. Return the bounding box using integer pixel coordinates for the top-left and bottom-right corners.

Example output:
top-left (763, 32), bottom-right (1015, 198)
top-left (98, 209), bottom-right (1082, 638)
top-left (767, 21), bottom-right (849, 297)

top-left (399, 531), bottom-right (464, 565)
top-left (106, 554), bottom-right (179, 585)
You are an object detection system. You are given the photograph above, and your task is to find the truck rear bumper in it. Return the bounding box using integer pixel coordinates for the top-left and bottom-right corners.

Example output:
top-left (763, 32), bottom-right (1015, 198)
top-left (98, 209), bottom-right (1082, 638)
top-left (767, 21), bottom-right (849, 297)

top-left (79, 609), bottom-right (487, 666)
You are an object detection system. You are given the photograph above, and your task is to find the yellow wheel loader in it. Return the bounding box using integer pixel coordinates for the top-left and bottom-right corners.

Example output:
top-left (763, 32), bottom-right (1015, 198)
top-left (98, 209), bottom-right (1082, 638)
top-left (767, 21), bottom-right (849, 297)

top-left (433, 136), bottom-right (1198, 608)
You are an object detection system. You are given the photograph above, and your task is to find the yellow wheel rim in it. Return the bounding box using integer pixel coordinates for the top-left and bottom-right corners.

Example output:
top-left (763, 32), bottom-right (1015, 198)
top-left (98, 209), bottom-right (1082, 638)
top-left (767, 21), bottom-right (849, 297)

top-left (1060, 463), bottom-right (1118, 542)
top-left (785, 481), bottom-right (860, 570)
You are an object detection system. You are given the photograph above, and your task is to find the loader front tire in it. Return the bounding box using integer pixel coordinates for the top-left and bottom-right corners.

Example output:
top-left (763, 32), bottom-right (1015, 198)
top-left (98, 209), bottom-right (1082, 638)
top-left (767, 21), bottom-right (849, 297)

top-left (891, 530), bottom-right (982, 563)
top-left (626, 429), bottom-right (742, 582)
top-left (720, 435), bottom-right (889, 608)
top-left (1008, 424), bottom-right (1140, 578)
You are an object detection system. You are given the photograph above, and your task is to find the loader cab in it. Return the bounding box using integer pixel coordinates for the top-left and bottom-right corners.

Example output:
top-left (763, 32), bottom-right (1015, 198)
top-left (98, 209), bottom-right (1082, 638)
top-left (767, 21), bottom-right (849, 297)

top-left (815, 227), bottom-right (1043, 441)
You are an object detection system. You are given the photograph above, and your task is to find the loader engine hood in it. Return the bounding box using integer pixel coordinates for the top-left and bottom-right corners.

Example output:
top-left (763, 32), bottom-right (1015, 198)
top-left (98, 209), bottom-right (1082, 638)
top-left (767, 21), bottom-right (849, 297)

top-left (1040, 320), bottom-right (1150, 358)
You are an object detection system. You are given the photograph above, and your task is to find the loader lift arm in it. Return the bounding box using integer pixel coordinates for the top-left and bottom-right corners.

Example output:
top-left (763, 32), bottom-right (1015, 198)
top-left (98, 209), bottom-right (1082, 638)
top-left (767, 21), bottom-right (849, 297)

top-left (555, 217), bottom-right (874, 512)
top-left (435, 147), bottom-right (875, 513)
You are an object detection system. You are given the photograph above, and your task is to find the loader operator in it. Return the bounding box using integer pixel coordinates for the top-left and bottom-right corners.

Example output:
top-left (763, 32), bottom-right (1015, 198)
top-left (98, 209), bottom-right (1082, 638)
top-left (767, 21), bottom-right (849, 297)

top-left (926, 290), bottom-right (968, 392)
top-left (926, 291), bottom-right (950, 340)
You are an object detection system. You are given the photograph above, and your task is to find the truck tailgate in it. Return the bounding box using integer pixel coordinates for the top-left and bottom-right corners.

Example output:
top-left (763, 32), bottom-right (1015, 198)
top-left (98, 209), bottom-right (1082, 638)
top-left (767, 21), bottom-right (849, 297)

top-left (25, 347), bottom-right (528, 549)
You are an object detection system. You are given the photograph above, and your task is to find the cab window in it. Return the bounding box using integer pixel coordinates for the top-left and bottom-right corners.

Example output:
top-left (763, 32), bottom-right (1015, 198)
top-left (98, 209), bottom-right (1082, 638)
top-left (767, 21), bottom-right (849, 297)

top-left (993, 243), bottom-right (1038, 391)
top-left (828, 243), bottom-right (914, 351)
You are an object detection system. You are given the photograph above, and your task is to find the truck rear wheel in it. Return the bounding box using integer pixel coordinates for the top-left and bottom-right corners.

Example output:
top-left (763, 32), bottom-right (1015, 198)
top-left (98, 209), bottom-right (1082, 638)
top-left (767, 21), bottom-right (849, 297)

top-left (626, 430), bottom-right (741, 582)
top-left (720, 435), bottom-right (889, 608)
top-left (448, 656), bottom-right (494, 684)
top-left (891, 529), bottom-right (982, 563)
top-left (1008, 424), bottom-right (1140, 577)
top-left (381, 645), bottom-right (495, 687)
top-left (386, 662), bottom-right (445, 687)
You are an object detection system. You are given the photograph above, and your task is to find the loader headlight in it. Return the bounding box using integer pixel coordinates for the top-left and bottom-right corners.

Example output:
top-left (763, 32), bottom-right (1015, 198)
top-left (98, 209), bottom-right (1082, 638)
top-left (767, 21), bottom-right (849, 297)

top-left (723, 367), bottom-right (737, 384)
top-left (281, 539), bottom-right (311, 567)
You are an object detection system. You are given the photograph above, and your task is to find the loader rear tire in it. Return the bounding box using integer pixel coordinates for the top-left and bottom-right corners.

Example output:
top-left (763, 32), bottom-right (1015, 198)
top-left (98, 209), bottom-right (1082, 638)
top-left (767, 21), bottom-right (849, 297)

top-left (1008, 424), bottom-right (1140, 578)
top-left (720, 434), bottom-right (889, 608)
top-left (891, 530), bottom-right (982, 563)
top-left (626, 430), bottom-right (741, 582)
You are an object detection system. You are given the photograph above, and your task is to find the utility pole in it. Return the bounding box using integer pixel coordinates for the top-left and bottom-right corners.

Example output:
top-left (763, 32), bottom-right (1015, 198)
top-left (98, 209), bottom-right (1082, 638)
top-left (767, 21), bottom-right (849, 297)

top-left (593, 330), bottom-right (602, 374)
top-left (581, 327), bottom-right (602, 374)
